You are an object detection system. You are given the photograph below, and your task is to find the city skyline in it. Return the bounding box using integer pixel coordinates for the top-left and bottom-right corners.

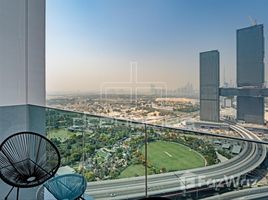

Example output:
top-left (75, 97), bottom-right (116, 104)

top-left (46, 0), bottom-right (268, 93)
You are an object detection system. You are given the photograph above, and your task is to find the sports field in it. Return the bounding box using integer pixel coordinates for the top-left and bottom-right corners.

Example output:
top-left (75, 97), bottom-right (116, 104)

top-left (119, 141), bottom-right (205, 178)
top-left (119, 165), bottom-right (145, 178)
top-left (48, 129), bottom-right (77, 142)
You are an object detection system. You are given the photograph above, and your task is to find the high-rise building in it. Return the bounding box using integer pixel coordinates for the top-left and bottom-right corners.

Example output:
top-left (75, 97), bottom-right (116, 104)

top-left (200, 50), bottom-right (220, 122)
top-left (237, 25), bottom-right (264, 87)
top-left (236, 25), bottom-right (265, 124)
top-left (200, 25), bottom-right (266, 125)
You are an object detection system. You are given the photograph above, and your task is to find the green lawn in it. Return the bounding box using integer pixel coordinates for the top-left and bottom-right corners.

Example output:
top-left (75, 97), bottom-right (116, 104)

top-left (48, 129), bottom-right (76, 142)
top-left (119, 141), bottom-right (205, 178)
top-left (119, 164), bottom-right (145, 178)
top-left (142, 141), bottom-right (205, 171)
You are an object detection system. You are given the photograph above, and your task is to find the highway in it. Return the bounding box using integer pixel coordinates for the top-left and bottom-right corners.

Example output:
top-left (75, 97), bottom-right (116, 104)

top-left (202, 186), bottom-right (268, 200)
top-left (86, 125), bottom-right (267, 200)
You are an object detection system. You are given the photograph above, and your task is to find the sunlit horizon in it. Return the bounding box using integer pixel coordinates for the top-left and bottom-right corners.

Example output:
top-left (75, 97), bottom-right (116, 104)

top-left (46, 0), bottom-right (268, 93)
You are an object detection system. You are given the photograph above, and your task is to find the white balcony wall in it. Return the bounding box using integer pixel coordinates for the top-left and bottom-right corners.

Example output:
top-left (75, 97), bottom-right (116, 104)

top-left (0, 0), bottom-right (46, 199)
top-left (0, 0), bottom-right (45, 106)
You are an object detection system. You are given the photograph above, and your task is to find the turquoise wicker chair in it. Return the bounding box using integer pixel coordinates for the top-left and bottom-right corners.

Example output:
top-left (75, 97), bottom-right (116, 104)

top-left (43, 174), bottom-right (88, 200)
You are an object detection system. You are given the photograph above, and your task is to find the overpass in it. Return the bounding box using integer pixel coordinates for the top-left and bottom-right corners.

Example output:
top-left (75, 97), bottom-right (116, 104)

top-left (202, 186), bottom-right (268, 200)
top-left (86, 125), bottom-right (267, 200)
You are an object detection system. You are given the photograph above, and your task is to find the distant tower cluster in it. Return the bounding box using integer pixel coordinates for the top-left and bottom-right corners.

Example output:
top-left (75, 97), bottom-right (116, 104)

top-left (200, 24), bottom-right (265, 124)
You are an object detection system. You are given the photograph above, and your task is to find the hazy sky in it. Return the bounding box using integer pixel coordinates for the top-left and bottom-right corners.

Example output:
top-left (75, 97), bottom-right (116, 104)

top-left (46, 0), bottom-right (268, 93)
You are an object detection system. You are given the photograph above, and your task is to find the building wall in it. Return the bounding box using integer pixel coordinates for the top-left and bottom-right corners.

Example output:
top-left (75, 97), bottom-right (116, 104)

top-left (0, 1), bottom-right (45, 199)
top-left (200, 50), bottom-right (220, 122)
top-left (0, 0), bottom-right (45, 106)
top-left (237, 96), bottom-right (264, 124)
top-left (237, 25), bottom-right (264, 87)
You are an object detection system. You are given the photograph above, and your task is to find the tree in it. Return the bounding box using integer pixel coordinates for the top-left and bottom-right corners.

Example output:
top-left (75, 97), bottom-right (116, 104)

top-left (84, 171), bottom-right (95, 181)
top-left (160, 167), bottom-right (167, 173)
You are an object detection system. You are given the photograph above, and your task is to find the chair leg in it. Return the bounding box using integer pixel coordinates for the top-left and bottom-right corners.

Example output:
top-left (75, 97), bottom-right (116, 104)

top-left (17, 188), bottom-right (19, 200)
top-left (76, 197), bottom-right (85, 200)
top-left (5, 186), bottom-right (14, 200)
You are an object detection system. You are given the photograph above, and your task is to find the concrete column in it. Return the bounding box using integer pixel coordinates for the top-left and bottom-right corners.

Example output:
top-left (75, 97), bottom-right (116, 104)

top-left (0, 0), bottom-right (46, 199)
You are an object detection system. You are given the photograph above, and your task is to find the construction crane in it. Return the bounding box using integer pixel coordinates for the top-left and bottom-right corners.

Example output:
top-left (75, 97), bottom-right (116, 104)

top-left (248, 16), bottom-right (257, 26)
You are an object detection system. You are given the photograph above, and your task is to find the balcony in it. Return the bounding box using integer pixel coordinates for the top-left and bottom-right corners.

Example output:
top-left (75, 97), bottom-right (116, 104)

top-left (1, 1), bottom-right (268, 199)
top-left (2, 104), bottom-right (266, 199)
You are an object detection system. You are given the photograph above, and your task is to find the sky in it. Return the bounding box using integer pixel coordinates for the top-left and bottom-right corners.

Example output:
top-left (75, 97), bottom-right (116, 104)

top-left (46, 0), bottom-right (268, 93)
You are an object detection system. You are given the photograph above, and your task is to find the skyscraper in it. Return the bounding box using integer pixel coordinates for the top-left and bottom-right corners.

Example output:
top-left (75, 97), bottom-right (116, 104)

top-left (200, 50), bottom-right (220, 122)
top-left (236, 25), bottom-right (265, 124)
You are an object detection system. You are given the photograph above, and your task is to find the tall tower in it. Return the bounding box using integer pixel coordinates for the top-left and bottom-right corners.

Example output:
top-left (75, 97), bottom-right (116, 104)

top-left (200, 50), bottom-right (220, 122)
top-left (236, 25), bottom-right (265, 124)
